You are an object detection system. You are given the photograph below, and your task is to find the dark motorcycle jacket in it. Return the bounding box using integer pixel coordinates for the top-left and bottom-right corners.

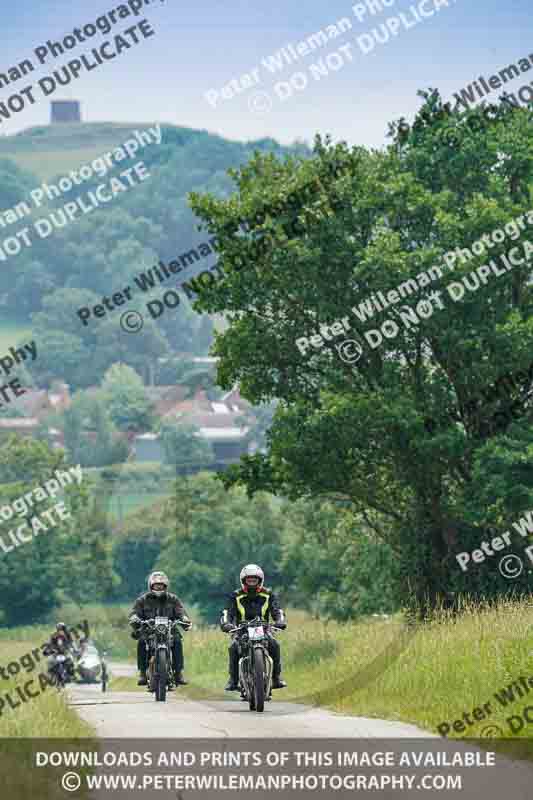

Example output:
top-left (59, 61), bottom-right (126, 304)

top-left (42, 633), bottom-right (71, 656)
top-left (220, 587), bottom-right (285, 629)
top-left (129, 591), bottom-right (189, 626)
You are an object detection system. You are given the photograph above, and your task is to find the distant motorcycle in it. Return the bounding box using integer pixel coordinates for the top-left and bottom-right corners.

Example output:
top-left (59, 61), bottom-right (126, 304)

top-left (141, 617), bottom-right (188, 702)
top-left (46, 652), bottom-right (73, 689)
top-left (75, 640), bottom-right (109, 692)
top-left (229, 617), bottom-right (283, 712)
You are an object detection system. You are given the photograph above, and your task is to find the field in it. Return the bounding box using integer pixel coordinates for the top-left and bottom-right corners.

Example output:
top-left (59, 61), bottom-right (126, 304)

top-left (106, 491), bottom-right (171, 522)
top-left (1, 600), bottom-right (531, 798)
top-left (0, 122), bottom-right (158, 181)
top-left (0, 625), bottom-right (95, 797)
top-left (107, 598), bottom-right (533, 750)
top-left (1, 598), bottom-right (533, 763)
top-left (0, 316), bottom-right (32, 351)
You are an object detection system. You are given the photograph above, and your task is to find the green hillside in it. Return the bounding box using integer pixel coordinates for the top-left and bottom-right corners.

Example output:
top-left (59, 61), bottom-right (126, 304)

top-left (0, 121), bottom-right (308, 391)
top-left (0, 122), bottom-right (166, 181)
top-left (0, 121), bottom-right (309, 181)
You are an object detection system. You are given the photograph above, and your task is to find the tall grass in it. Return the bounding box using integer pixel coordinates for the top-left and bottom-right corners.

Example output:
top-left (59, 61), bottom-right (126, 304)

top-left (2, 598), bottom-right (532, 747)
top-left (332, 598), bottom-right (533, 736)
top-left (111, 598), bottom-right (533, 747)
top-left (0, 636), bottom-right (95, 797)
top-left (111, 609), bottom-right (413, 705)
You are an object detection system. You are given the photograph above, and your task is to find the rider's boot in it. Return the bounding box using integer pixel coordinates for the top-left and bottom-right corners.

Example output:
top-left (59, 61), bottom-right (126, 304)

top-left (137, 671), bottom-right (148, 686)
top-left (225, 670), bottom-right (239, 691)
top-left (272, 674), bottom-right (287, 689)
top-left (225, 654), bottom-right (239, 691)
top-left (175, 671), bottom-right (188, 685)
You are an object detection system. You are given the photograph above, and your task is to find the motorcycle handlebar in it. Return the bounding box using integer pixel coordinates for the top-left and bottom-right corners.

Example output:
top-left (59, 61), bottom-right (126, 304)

top-left (227, 622), bottom-right (285, 635)
top-left (140, 618), bottom-right (191, 629)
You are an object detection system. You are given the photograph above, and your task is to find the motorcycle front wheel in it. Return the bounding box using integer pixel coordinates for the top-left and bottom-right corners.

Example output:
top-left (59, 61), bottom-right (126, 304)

top-left (253, 649), bottom-right (265, 712)
top-left (54, 670), bottom-right (66, 690)
top-left (248, 686), bottom-right (256, 711)
top-left (155, 650), bottom-right (167, 702)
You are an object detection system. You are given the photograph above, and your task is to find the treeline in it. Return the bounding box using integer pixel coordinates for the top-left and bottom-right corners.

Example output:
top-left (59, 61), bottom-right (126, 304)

top-left (0, 436), bottom-right (116, 626)
top-left (0, 435), bottom-right (398, 627)
top-left (0, 126), bottom-right (308, 391)
top-left (112, 471), bottom-right (400, 623)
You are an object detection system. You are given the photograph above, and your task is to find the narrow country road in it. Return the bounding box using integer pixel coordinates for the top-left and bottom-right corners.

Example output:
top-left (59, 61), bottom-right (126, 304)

top-left (69, 681), bottom-right (433, 738)
top-left (64, 664), bottom-right (533, 799)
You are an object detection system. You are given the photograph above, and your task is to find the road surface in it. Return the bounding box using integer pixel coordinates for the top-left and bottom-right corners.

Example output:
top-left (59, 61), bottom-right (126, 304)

top-left (67, 659), bottom-right (433, 737)
top-left (64, 663), bottom-right (533, 799)
top-left (70, 683), bottom-right (434, 738)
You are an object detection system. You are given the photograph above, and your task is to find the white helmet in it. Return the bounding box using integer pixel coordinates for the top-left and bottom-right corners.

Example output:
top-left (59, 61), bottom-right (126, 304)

top-left (148, 571), bottom-right (169, 597)
top-left (240, 564), bottom-right (264, 591)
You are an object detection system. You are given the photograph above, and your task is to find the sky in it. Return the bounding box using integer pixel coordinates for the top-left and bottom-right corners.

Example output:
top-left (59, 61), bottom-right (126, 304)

top-left (1, 0), bottom-right (531, 148)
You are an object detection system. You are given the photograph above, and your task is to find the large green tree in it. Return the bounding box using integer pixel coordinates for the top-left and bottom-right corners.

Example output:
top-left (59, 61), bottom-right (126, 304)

top-left (101, 362), bottom-right (157, 432)
top-left (281, 498), bottom-right (400, 620)
top-left (58, 391), bottom-right (129, 467)
top-left (159, 421), bottom-right (214, 472)
top-left (189, 91), bottom-right (533, 613)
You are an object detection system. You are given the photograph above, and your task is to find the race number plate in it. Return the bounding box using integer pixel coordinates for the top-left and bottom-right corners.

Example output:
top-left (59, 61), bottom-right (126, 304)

top-left (155, 617), bottom-right (168, 625)
top-left (248, 625), bottom-right (264, 639)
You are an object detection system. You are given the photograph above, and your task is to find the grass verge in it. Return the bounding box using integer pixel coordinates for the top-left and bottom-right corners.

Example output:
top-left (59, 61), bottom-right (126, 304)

top-left (110, 599), bottom-right (533, 753)
top-left (2, 599), bottom-right (532, 749)
top-left (0, 641), bottom-right (94, 799)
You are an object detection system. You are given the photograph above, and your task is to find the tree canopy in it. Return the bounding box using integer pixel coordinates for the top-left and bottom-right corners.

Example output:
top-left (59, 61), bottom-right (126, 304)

top-left (101, 363), bottom-right (157, 432)
top-left (189, 90), bottom-right (533, 612)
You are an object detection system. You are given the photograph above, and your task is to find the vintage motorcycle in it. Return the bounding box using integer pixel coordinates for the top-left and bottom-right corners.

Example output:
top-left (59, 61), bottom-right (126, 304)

top-left (45, 650), bottom-right (74, 689)
top-left (76, 640), bottom-right (109, 692)
top-left (229, 617), bottom-right (283, 712)
top-left (141, 617), bottom-right (188, 702)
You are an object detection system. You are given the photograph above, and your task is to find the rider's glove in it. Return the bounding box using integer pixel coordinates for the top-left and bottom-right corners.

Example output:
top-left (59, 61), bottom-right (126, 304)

top-left (221, 623), bottom-right (233, 633)
top-left (273, 621), bottom-right (287, 629)
top-left (179, 618), bottom-right (192, 631)
top-left (129, 614), bottom-right (141, 627)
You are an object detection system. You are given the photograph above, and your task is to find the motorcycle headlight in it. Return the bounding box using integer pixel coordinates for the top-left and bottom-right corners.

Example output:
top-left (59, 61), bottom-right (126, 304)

top-left (156, 624), bottom-right (167, 634)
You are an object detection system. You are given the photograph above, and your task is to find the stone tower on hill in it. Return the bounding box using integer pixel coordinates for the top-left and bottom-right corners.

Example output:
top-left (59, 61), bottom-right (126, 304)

top-left (51, 100), bottom-right (81, 124)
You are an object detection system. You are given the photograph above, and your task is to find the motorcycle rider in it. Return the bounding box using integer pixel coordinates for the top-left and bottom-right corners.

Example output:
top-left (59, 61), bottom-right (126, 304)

top-left (129, 571), bottom-right (192, 687)
top-left (54, 622), bottom-right (74, 647)
top-left (42, 623), bottom-right (76, 682)
top-left (71, 622), bottom-right (89, 658)
top-left (220, 564), bottom-right (287, 692)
